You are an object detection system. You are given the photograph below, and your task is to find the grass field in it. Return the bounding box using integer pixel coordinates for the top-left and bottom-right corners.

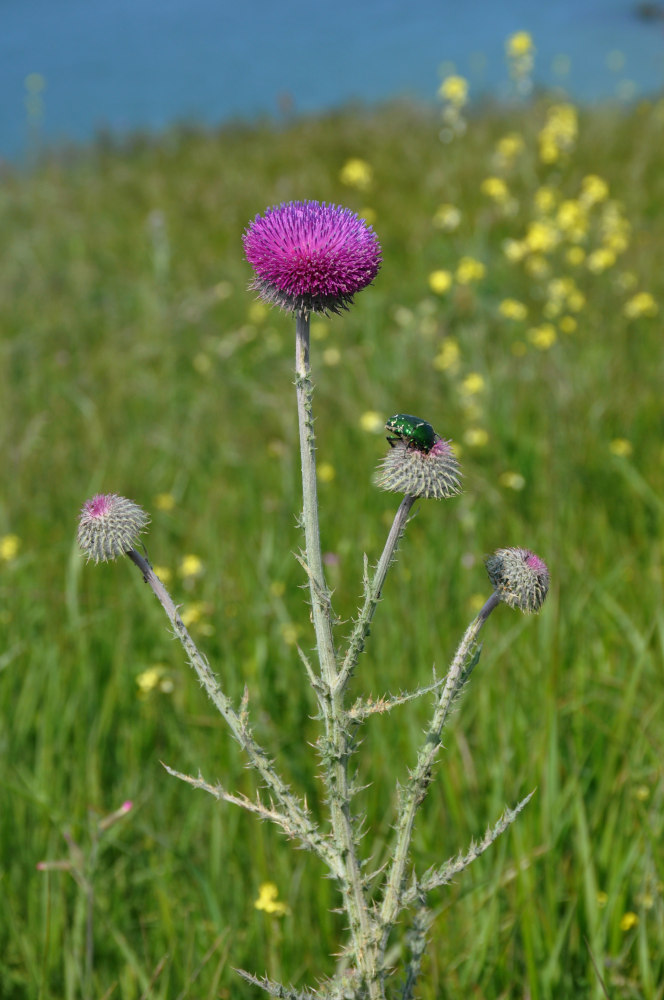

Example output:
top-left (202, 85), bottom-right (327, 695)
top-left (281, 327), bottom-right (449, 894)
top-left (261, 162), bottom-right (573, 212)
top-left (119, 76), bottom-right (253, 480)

top-left (1, 84), bottom-right (663, 999)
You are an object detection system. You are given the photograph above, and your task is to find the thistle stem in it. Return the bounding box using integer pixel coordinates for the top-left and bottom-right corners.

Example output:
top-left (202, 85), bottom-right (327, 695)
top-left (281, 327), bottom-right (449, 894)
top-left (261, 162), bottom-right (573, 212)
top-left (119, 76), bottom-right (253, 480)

top-left (294, 311), bottom-right (381, 998)
top-left (338, 495), bottom-right (416, 692)
top-left (378, 603), bottom-right (497, 956)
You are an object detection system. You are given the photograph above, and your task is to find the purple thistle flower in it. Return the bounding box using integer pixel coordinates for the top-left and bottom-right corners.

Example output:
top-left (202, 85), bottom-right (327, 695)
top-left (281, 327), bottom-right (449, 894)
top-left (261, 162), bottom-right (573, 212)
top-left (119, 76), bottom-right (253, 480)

top-left (243, 200), bottom-right (382, 315)
top-left (77, 493), bottom-right (149, 563)
top-left (374, 438), bottom-right (462, 500)
top-left (485, 547), bottom-right (549, 614)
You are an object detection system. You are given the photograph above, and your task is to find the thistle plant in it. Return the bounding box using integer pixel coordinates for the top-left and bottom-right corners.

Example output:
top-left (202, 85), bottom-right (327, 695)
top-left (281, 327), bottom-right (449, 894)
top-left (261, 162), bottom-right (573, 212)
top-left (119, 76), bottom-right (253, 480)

top-left (78, 199), bottom-right (549, 999)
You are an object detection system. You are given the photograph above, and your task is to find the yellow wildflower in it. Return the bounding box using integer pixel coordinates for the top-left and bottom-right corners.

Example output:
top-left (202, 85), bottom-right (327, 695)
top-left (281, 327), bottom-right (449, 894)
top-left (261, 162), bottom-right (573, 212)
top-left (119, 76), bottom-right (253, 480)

top-left (525, 220), bottom-right (559, 254)
top-left (255, 882), bottom-right (290, 916)
top-left (534, 186), bottom-right (558, 214)
top-left (624, 292), bottom-right (657, 318)
top-left (136, 665), bottom-right (174, 697)
top-left (507, 31), bottom-right (534, 58)
top-left (538, 103), bottom-right (578, 163)
top-left (557, 199), bottom-right (587, 240)
top-left (153, 565), bottom-right (173, 583)
top-left (0, 534), bottom-right (20, 561)
top-left (498, 471), bottom-right (526, 490)
top-left (503, 238), bottom-right (528, 262)
top-left (580, 174), bottom-right (609, 206)
top-left (499, 298), bottom-right (528, 321)
top-left (494, 132), bottom-right (525, 166)
top-left (180, 601), bottom-right (209, 627)
top-left (428, 269), bottom-right (453, 295)
top-left (481, 177), bottom-right (509, 203)
top-left (433, 203), bottom-right (461, 231)
top-left (359, 411), bottom-right (384, 433)
top-left (610, 438), bottom-right (633, 457)
top-left (154, 492), bottom-right (175, 512)
top-left (323, 347), bottom-right (341, 366)
top-left (359, 207), bottom-right (376, 225)
top-left (527, 324), bottom-right (557, 350)
top-left (339, 158), bottom-right (373, 191)
top-left (559, 316), bottom-right (577, 334)
top-left (317, 462), bottom-right (336, 483)
top-left (620, 912), bottom-right (638, 932)
top-left (567, 291), bottom-right (586, 312)
top-left (439, 75), bottom-right (469, 106)
top-left (433, 338), bottom-right (460, 372)
top-left (464, 427), bottom-right (489, 447)
top-left (460, 372), bottom-right (485, 395)
top-left (565, 246), bottom-right (586, 266)
top-left (587, 248), bottom-right (616, 273)
top-left (179, 554), bottom-right (203, 578)
top-left (456, 256), bottom-right (485, 284)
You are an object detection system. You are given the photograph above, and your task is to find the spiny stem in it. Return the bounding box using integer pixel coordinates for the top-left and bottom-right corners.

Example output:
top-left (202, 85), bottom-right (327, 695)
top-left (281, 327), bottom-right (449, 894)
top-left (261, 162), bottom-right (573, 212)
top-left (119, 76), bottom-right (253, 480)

top-left (338, 495), bottom-right (416, 693)
top-left (377, 604), bottom-right (496, 957)
top-left (126, 547), bottom-right (341, 877)
top-left (294, 311), bottom-right (381, 998)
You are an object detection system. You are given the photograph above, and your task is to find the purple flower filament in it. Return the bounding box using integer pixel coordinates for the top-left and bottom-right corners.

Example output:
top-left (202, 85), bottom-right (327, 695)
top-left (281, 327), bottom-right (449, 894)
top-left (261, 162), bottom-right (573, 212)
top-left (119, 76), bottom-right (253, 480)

top-left (243, 201), bottom-right (382, 314)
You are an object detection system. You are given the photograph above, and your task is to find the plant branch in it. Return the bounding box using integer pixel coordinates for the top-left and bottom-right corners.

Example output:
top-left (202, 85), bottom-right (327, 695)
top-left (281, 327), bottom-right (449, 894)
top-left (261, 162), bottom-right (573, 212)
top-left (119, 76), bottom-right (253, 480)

top-left (338, 496), bottom-right (416, 692)
top-left (162, 764), bottom-right (341, 870)
top-left (377, 603), bottom-right (497, 958)
top-left (126, 548), bottom-right (341, 879)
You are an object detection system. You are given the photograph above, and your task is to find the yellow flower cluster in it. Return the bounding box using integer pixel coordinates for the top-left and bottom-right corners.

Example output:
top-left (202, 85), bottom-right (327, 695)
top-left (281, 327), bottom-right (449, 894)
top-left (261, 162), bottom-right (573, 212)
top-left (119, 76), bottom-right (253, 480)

top-left (428, 269), bottom-right (453, 295)
top-left (0, 534), bottom-right (20, 561)
top-left (527, 323), bottom-right (557, 350)
top-left (499, 298), bottom-right (528, 321)
top-left (506, 31), bottom-right (535, 89)
top-left (493, 132), bottom-right (525, 170)
top-left (624, 291), bottom-right (658, 318)
top-left (136, 665), bottom-right (174, 697)
top-left (456, 256), bottom-right (485, 284)
top-left (481, 176), bottom-right (510, 204)
top-left (506, 30), bottom-right (534, 58)
top-left (432, 337), bottom-right (460, 372)
top-left (538, 103), bottom-right (578, 163)
top-left (255, 882), bottom-right (290, 916)
top-left (339, 158), bottom-right (373, 191)
top-left (432, 203), bottom-right (461, 231)
top-left (438, 74), bottom-right (468, 107)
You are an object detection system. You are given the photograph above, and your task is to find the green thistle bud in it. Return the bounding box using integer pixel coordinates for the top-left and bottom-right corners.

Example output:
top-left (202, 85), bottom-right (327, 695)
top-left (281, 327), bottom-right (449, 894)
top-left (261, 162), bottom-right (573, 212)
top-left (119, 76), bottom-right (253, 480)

top-left (374, 438), bottom-right (461, 500)
top-left (78, 494), bottom-right (149, 563)
top-left (485, 547), bottom-right (549, 614)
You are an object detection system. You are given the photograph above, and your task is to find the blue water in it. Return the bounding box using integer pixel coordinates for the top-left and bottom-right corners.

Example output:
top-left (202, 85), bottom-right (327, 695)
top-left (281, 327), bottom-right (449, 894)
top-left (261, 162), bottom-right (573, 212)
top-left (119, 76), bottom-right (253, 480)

top-left (2, 0), bottom-right (663, 162)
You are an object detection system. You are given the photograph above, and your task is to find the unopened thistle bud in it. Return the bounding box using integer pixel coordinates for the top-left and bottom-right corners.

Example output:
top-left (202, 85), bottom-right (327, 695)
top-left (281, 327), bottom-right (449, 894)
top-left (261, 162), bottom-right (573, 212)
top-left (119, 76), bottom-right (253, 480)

top-left (375, 438), bottom-right (462, 500)
top-left (485, 547), bottom-right (549, 614)
top-left (78, 494), bottom-right (149, 563)
top-left (243, 200), bottom-right (382, 315)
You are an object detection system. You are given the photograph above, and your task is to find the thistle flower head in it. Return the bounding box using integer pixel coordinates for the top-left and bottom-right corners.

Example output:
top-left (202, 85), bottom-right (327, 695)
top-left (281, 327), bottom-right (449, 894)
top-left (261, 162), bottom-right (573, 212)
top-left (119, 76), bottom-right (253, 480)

top-left (243, 200), bottom-right (382, 315)
top-left (77, 493), bottom-right (149, 563)
top-left (485, 547), bottom-right (549, 614)
top-left (374, 437), bottom-right (462, 500)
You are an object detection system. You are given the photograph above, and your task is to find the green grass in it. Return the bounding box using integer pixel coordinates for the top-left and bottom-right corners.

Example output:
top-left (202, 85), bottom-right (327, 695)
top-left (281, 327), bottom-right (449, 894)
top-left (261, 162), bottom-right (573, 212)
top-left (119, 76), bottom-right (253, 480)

top-left (1, 94), bottom-right (663, 999)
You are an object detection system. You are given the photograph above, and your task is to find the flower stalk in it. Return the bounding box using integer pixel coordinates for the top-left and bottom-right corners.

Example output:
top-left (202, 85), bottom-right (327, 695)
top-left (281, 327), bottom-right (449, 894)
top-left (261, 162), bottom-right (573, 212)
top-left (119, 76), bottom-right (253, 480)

top-left (78, 200), bottom-right (550, 999)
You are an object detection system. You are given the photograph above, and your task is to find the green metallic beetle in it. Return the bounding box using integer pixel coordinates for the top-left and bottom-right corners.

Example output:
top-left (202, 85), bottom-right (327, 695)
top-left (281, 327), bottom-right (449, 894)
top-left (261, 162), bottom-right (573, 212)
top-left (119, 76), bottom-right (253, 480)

top-left (385, 413), bottom-right (437, 454)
